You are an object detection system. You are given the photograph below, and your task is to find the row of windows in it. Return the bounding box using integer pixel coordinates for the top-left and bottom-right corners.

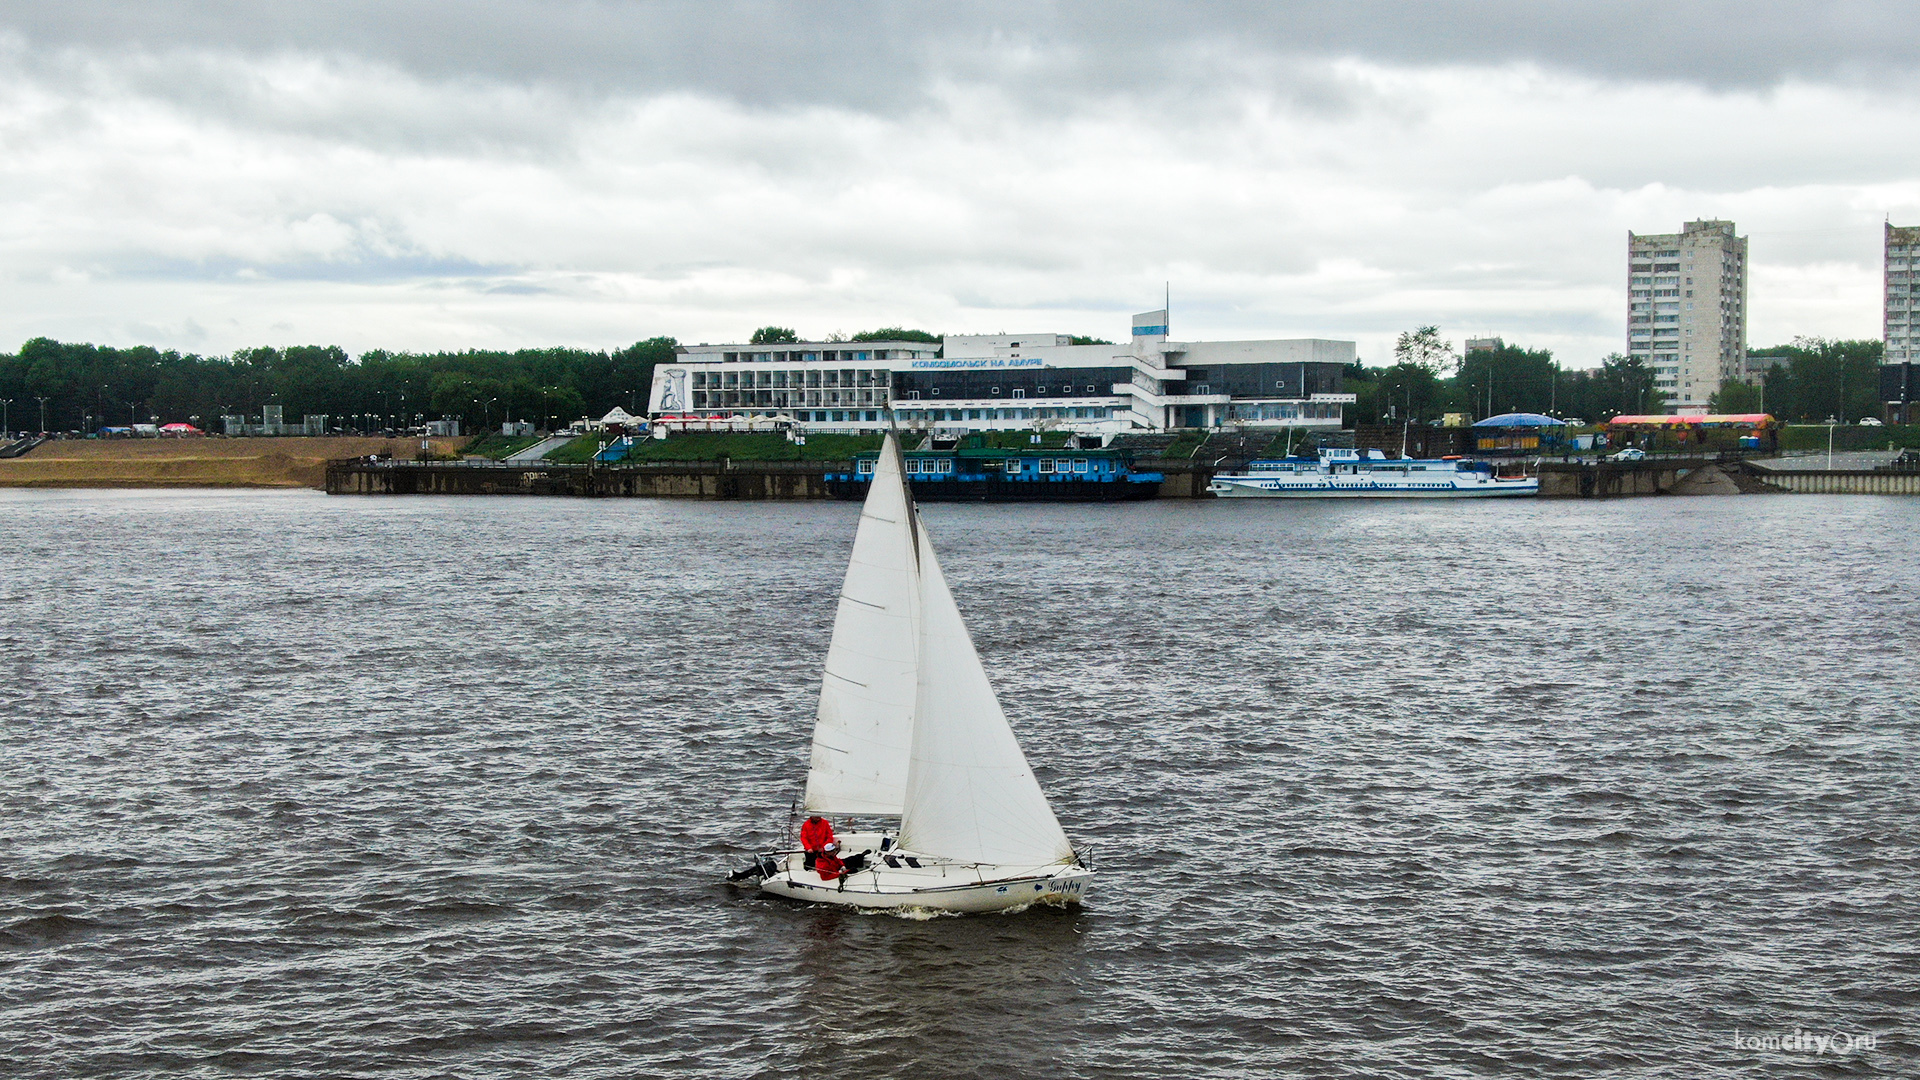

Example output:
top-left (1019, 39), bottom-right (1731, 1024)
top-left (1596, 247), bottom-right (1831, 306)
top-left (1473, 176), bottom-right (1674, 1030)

top-left (1227, 402), bottom-right (1343, 421)
top-left (795, 410), bottom-right (883, 423)
top-left (893, 366), bottom-right (1131, 399)
top-left (904, 385), bottom-right (1111, 399)
top-left (691, 389), bottom-right (884, 407)
top-left (896, 406), bottom-right (1125, 422)
top-left (714, 350), bottom-right (931, 363)
top-left (856, 457), bottom-right (1108, 477)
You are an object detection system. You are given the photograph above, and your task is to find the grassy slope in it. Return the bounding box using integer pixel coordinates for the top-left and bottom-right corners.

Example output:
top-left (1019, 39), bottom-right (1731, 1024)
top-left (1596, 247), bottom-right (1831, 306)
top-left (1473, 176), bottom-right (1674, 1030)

top-left (461, 433), bottom-right (546, 459)
top-left (621, 433), bottom-right (882, 462)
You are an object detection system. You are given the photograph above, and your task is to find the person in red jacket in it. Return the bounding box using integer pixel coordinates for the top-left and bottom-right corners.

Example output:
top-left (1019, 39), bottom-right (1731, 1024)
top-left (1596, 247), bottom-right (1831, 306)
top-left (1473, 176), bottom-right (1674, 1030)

top-left (800, 815), bottom-right (836, 871)
top-left (814, 841), bottom-right (846, 882)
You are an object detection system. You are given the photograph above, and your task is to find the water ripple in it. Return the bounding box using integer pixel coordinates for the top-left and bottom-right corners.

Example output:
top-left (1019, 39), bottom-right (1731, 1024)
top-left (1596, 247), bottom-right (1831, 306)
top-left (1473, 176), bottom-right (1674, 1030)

top-left (1, 489), bottom-right (1915, 1078)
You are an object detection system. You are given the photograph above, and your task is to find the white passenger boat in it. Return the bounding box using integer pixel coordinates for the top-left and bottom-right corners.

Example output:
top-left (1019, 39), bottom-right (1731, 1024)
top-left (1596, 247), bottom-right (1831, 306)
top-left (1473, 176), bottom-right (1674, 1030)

top-left (729, 432), bottom-right (1092, 913)
top-left (1208, 448), bottom-right (1538, 498)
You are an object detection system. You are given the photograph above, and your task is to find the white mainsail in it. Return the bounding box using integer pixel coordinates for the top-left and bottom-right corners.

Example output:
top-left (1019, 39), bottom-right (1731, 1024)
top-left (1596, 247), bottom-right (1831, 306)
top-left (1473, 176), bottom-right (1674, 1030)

top-left (899, 514), bottom-right (1076, 867)
top-left (803, 435), bottom-right (920, 815)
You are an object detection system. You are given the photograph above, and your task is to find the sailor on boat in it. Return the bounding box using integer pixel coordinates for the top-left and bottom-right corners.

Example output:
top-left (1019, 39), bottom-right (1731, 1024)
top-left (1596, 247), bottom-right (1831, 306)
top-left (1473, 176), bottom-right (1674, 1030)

top-left (728, 429), bottom-right (1094, 913)
top-left (800, 815), bottom-right (835, 871)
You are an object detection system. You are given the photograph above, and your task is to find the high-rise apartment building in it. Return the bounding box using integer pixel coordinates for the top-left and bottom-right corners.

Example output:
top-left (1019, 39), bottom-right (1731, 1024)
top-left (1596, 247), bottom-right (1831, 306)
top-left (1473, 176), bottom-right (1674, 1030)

top-left (1627, 220), bottom-right (1748, 411)
top-left (1885, 222), bottom-right (1918, 364)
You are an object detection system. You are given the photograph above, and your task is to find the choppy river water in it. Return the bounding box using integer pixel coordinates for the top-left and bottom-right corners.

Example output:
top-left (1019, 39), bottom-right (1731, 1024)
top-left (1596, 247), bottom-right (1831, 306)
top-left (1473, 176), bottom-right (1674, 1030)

top-left (2, 489), bottom-right (1917, 1078)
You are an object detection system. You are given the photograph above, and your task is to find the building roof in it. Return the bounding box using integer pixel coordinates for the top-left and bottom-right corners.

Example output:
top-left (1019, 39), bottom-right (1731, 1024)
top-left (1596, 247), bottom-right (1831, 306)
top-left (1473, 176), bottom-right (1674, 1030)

top-left (1471, 412), bottom-right (1568, 428)
top-left (1608, 413), bottom-right (1773, 426)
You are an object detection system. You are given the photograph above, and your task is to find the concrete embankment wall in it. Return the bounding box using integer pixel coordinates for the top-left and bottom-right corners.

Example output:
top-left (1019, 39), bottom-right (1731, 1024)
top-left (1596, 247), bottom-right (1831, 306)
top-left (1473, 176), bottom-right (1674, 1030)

top-left (1750, 469), bottom-right (1920, 494)
top-left (328, 459), bottom-right (1218, 500)
top-left (328, 460), bottom-right (838, 499)
top-left (1537, 460), bottom-right (1713, 498)
top-left (1538, 457), bottom-right (1920, 497)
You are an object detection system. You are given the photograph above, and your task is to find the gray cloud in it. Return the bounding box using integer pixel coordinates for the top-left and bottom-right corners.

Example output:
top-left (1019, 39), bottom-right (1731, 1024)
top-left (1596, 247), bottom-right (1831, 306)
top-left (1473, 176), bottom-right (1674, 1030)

top-left (3, 0), bottom-right (1918, 114)
top-left (1, 2), bottom-right (1911, 361)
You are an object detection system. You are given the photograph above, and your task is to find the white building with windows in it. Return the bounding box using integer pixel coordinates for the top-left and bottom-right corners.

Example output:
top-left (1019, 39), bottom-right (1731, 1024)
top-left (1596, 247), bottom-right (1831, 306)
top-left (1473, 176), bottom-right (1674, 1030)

top-left (1886, 222), bottom-right (1918, 364)
top-left (652, 340), bottom-right (934, 429)
top-left (646, 309), bottom-right (1356, 433)
top-left (1628, 220), bottom-right (1749, 412)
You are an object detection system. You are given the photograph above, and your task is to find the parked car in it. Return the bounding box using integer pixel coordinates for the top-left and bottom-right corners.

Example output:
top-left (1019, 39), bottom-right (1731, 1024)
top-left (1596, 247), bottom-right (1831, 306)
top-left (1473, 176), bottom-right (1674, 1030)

top-left (1859, 417), bottom-right (1883, 426)
top-left (1608, 447), bottom-right (1647, 462)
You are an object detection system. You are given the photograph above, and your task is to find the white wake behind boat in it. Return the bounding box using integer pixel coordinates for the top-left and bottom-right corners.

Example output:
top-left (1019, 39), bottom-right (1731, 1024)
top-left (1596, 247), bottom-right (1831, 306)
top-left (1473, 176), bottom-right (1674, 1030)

top-left (730, 433), bottom-right (1092, 913)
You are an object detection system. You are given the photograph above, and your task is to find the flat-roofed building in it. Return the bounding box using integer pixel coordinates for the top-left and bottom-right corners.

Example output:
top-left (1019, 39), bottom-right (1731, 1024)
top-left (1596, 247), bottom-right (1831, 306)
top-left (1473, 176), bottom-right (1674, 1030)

top-left (1629, 219), bottom-right (1749, 412)
top-left (646, 309), bottom-right (1357, 433)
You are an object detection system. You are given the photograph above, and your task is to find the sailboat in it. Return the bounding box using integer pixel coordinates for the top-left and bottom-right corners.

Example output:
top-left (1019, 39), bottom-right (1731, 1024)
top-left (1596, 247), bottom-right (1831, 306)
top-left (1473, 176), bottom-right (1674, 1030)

top-left (731, 432), bottom-right (1094, 913)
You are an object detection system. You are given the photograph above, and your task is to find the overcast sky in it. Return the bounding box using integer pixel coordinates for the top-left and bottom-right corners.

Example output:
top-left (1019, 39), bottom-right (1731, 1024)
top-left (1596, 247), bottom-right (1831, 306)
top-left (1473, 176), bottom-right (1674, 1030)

top-left (3, 1), bottom-right (1918, 367)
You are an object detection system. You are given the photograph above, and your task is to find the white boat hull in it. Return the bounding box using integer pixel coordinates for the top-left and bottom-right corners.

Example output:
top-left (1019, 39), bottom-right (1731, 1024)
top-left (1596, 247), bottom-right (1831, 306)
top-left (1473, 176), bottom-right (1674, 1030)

top-left (1208, 477), bottom-right (1538, 498)
top-left (751, 844), bottom-right (1093, 913)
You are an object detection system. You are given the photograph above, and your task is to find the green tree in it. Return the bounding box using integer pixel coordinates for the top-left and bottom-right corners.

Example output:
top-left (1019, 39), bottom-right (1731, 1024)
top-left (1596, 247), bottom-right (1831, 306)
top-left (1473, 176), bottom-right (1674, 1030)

top-left (849, 327), bottom-right (940, 343)
top-left (1067, 335), bottom-right (1112, 346)
top-left (1753, 337), bottom-right (1882, 422)
top-left (749, 326), bottom-right (799, 344)
top-left (1456, 343), bottom-right (1558, 418)
top-left (1, 334), bottom-right (681, 434)
top-left (1578, 353), bottom-right (1666, 418)
top-left (1708, 378), bottom-right (1763, 413)
top-left (1372, 361), bottom-right (1447, 424)
top-left (1394, 326), bottom-right (1458, 377)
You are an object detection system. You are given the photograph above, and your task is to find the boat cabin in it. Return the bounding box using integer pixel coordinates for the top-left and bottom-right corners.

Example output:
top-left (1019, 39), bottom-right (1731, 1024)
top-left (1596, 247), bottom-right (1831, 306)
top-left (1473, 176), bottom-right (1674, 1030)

top-left (1246, 448), bottom-right (1497, 476)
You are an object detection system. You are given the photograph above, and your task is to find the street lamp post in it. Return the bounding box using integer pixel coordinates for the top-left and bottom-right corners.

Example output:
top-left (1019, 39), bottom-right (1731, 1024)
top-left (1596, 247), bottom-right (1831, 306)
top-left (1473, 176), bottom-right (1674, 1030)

top-left (36, 396), bottom-right (50, 434)
top-left (1826, 415), bottom-right (1837, 470)
top-left (1, 398), bottom-right (13, 437)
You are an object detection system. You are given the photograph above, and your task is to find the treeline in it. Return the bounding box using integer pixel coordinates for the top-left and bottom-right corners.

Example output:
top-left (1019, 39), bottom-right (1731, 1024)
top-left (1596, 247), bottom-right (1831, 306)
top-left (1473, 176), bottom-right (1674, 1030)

top-left (1345, 330), bottom-right (1887, 426)
top-left (0, 326), bottom-right (967, 433)
top-left (1728, 338), bottom-right (1884, 423)
top-left (1344, 330), bottom-right (1666, 425)
top-left (2, 328), bottom-right (1886, 435)
top-left (0, 336), bottom-right (678, 433)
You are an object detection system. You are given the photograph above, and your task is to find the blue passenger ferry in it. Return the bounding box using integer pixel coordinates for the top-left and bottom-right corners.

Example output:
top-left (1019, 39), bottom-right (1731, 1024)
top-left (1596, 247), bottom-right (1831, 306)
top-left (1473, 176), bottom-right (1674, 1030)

top-left (827, 438), bottom-right (1163, 501)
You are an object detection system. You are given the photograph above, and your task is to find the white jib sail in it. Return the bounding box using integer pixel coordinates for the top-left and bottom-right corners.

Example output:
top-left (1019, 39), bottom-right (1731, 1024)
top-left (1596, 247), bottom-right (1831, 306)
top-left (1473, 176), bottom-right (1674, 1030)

top-left (899, 514), bottom-right (1076, 867)
top-left (804, 435), bottom-right (919, 816)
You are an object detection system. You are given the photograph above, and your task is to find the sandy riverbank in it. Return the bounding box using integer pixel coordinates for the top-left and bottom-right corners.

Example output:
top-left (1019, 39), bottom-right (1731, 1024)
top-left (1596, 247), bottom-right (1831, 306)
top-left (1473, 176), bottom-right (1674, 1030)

top-left (0, 437), bottom-right (466, 489)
